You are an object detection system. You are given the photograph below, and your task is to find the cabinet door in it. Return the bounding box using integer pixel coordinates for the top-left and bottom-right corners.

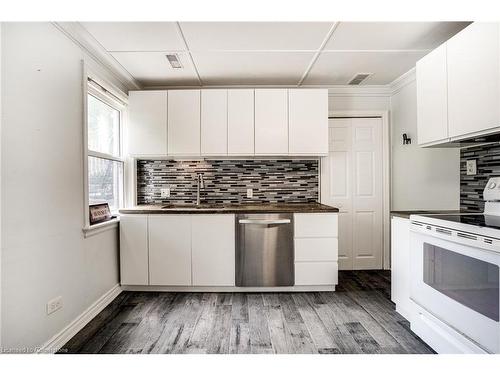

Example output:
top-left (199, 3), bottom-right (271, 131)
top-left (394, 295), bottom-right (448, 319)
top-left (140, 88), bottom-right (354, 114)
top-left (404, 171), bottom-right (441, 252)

top-left (119, 215), bottom-right (149, 285)
top-left (127, 91), bottom-right (167, 155)
top-left (416, 44), bottom-right (449, 145)
top-left (390, 217), bottom-right (411, 320)
top-left (255, 89), bottom-right (288, 155)
top-left (288, 89), bottom-right (328, 155)
top-left (228, 89), bottom-right (254, 155)
top-left (168, 90), bottom-right (201, 155)
top-left (201, 89), bottom-right (228, 155)
top-left (191, 215), bottom-right (235, 286)
top-left (148, 215), bottom-right (191, 285)
top-left (447, 23), bottom-right (500, 138)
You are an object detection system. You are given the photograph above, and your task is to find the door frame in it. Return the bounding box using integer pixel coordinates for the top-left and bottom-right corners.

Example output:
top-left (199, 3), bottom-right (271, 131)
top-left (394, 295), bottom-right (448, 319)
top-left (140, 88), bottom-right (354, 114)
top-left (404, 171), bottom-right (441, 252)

top-left (323, 110), bottom-right (391, 269)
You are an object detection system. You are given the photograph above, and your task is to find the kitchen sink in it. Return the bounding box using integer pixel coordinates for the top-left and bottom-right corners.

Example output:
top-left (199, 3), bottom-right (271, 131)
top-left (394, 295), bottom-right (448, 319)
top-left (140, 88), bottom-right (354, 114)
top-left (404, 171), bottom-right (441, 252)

top-left (161, 203), bottom-right (224, 209)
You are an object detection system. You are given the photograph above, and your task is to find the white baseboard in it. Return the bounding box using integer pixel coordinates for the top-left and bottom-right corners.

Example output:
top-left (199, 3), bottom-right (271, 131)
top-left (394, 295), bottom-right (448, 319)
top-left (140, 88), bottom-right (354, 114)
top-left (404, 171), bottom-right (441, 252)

top-left (38, 284), bottom-right (122, 354)
top-left (121, 285), bottom-right (336, 292)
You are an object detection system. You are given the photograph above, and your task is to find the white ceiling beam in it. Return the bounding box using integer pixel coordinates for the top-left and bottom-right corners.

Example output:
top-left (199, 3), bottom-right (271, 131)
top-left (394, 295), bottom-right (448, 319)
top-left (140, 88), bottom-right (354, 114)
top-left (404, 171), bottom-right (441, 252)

top-left (297, 22), bottom-right (340, 87)
top-left (175, 22), bottom-right (203, 87)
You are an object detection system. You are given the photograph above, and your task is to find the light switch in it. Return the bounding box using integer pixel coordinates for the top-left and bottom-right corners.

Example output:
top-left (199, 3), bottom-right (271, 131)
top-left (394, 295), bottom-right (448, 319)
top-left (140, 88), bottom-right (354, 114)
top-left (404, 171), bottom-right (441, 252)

top-left (466, 160), bottom-right (477, 176)
top-left (247, 188), bottom-right (253, 198)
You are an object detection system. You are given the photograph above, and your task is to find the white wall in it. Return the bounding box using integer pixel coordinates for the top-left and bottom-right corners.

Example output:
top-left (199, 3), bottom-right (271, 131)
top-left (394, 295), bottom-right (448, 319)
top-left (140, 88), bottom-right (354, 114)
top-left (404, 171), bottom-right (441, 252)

top-left (328, 81), bottom-right (460, 211)
top-left (1, 23), bottom-right (120, 350)
top-left (390, 78), bottom-right (460, 210)
top-left (328, 94), bottom-right (390, 112)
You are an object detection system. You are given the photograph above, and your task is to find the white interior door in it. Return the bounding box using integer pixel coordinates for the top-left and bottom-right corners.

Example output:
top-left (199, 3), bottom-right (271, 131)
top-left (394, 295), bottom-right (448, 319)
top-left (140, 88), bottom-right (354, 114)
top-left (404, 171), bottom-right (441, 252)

top-left (321, 118), bottom-right (383, 270)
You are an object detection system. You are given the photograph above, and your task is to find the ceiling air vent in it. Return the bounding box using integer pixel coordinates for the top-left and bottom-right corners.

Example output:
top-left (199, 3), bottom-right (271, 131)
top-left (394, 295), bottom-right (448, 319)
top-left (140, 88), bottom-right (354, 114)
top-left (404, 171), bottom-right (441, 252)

top-left (166, 54), bottom-right (183, 69)
top-left (348, 73), bottom-right (372, 85)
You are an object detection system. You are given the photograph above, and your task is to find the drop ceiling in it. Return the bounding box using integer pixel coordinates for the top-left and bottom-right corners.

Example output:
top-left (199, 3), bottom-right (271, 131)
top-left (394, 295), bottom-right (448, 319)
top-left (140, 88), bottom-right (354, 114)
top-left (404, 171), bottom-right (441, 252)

top-left (81, 21), bottom-right (470, 88)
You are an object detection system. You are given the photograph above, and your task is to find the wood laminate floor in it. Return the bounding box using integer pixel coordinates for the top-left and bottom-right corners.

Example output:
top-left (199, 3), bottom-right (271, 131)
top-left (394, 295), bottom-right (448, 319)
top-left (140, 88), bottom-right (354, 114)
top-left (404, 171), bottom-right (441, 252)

top-left (60, 271), bottom-right (434, 354)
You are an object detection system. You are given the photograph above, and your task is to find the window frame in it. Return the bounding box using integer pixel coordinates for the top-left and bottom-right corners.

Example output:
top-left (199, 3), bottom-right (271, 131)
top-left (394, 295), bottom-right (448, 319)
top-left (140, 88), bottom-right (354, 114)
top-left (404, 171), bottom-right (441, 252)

top-left (83, 67), bottom-right (127, 233)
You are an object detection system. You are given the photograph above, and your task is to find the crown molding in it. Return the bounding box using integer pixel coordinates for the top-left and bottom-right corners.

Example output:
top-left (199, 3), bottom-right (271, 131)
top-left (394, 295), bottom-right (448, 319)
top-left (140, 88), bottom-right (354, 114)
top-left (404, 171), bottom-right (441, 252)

top-left (140, 84), bottom-right (393, 97)
top-left (328, 85), bottom-right (392, 97)
top-left (389, 67), bottom-right (416, 95)
top-left (53, 22), bottom-right (141, 91)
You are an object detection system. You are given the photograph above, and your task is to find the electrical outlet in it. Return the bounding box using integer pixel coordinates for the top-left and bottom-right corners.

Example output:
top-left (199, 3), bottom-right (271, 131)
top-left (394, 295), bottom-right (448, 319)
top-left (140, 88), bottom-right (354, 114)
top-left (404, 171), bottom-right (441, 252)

top-left (247, 188), bottom-right (253, 198)
top-left (466, 160), bottom-right (477, 175)
top-left (161, 187), bottom-right (171, 198)
top-left (46, 296), bottom-right (63, 315)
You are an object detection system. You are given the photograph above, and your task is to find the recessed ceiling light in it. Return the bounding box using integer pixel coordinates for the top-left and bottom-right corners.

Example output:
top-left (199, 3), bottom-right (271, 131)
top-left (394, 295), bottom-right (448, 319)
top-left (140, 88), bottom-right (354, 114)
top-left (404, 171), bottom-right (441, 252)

top-left (166, 54), bottom-right (183, 69)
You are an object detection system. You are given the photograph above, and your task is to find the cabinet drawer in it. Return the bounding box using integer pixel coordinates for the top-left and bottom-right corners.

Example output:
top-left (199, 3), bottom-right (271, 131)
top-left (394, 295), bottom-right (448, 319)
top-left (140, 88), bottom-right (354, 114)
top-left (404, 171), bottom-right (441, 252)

top-left (294, 213), bottom-right (338, 238)
top-left (295, 262), bottom-right (338, 285)
top-left (295, 238), bottom-right (338, 262)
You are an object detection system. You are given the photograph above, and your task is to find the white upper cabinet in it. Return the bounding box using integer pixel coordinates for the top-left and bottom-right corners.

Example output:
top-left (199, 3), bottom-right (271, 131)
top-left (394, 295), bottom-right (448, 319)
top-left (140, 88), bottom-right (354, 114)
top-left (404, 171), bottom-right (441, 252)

top-left (447, 22), bottom-right (500, 139)
top-left (127, 91), bottom-right (167, 155)
top-left (416, 43), bottom-right (449, 145)
top-left (168, 90), bottom-right (201, 155)
top-left (416, 22), bottom-right (500, 146)
top-left (126, 88), bottom-right (328, 156)
top-left (227, 89), bottom-right (255, 155)
top-left (254, 89), bottom-right (289, 155)
top-left (288, 89), bottom-right (328, 155)
top-left (201, 89), bottom-right (228, 156)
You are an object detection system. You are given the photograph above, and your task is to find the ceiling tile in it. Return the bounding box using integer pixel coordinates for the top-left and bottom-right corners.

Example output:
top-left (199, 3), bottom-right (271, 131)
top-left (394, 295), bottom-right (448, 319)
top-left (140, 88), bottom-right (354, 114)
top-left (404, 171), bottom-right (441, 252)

top-left (82, 22), bottom-right (185, 52)
top-left (180, 22), bottom-right (333, 51)
top-left (111, 52), bottom-right (199, 86)
top-left (191, 51), bottom-right (314, 85)
top-left (304, 51), bottom-right (428, 85)
top-left (324, 22), bottom-right (470, 50)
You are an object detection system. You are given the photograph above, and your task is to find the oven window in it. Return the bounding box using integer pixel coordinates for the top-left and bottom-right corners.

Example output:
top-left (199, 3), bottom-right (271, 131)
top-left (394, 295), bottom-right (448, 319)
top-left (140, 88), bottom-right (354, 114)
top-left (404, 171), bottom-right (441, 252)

top-left (423, 243), bottom-right (499, 322)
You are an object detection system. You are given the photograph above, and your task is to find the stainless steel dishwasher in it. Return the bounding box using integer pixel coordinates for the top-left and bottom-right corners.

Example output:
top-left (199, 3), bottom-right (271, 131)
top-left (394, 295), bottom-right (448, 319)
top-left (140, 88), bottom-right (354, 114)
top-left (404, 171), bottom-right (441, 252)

top-left (235, 213), bottom-right (294, 287)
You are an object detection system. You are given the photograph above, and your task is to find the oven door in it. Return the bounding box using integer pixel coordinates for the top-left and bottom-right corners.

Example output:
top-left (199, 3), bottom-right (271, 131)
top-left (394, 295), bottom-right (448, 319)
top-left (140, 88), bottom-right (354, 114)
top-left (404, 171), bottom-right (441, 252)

top-left (410, 225), bottom-right (500, 353)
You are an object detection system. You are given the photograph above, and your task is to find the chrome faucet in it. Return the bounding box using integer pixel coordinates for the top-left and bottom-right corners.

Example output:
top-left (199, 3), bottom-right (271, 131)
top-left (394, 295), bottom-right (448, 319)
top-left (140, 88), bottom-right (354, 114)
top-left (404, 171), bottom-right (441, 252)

top-left (196, 173), bottom-right (205, 206)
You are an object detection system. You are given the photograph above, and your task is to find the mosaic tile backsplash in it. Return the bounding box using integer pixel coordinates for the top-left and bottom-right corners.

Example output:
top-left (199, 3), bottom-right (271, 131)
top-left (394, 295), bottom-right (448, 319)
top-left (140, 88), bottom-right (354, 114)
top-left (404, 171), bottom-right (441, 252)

top-left (461, 143), bottom-right (500, 212)
top-left (137, 159), bottom-right (319, 205)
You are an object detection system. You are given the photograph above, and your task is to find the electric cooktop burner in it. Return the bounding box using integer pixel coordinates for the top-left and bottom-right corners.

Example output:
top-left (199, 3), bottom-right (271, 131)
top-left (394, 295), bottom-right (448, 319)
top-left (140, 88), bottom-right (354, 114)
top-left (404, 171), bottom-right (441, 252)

top-left (425, 214), bottom-right (500, 230)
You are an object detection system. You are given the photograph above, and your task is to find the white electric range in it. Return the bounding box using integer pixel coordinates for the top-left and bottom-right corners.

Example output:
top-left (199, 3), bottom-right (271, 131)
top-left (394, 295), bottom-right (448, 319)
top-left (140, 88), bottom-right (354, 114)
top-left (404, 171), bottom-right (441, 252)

top-left (409, 177), bottom-right (500, 354)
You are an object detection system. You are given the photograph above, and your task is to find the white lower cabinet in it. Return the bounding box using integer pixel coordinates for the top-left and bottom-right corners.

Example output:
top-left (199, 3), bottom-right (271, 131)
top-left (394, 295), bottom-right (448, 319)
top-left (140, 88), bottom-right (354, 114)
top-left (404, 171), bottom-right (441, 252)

top-left (119, 215), bottom-right (149, 285)
top-left (390, 216), bottom-right (412, 320)
top-left (191, 215), bottom-right (235, 286)
top-left (293, 213), bottom-right (338, 287)
top-left (120, 212), bottom-right (338, 289)
top-left (121, 214), bottom-right (235, 287)
top-left (148, 215), bottom-right (192, 286)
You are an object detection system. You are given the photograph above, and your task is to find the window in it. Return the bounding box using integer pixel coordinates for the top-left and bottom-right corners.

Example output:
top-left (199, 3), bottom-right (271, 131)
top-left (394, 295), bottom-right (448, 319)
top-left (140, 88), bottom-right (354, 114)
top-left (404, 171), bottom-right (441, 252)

top-left (85, 77), bottom-right (126, 223)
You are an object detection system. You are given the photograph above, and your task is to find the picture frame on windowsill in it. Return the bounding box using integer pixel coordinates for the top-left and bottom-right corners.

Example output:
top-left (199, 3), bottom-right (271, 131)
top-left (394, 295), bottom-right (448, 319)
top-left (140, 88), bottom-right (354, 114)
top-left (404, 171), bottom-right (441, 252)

top-left (89, 203), bottom-right (116, 226)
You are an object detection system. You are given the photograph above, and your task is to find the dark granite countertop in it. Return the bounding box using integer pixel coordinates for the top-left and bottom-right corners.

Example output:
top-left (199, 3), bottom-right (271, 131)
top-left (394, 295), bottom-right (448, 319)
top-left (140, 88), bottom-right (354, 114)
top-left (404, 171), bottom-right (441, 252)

top-left (391, 210), bottom-right (462, 219)
top-left (119, 202), bottom-right (339, 215)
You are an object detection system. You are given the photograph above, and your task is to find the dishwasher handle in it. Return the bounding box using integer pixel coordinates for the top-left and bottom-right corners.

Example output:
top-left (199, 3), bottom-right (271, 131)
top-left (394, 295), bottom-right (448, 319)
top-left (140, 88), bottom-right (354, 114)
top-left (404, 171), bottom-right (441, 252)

top-left (238, 219), bottom-right (291, 225)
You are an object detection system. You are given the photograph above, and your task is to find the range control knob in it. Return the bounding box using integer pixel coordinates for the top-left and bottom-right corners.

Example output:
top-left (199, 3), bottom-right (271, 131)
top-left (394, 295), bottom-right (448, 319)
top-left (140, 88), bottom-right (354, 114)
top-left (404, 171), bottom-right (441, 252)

top-left (489, 182), bottom-right (497, 189)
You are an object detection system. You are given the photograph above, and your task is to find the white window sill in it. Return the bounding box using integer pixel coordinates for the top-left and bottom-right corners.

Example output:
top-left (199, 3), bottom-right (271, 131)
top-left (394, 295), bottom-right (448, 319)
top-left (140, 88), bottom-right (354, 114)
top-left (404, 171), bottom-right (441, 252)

top-left (82, 217), bottom-right (120, 238)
